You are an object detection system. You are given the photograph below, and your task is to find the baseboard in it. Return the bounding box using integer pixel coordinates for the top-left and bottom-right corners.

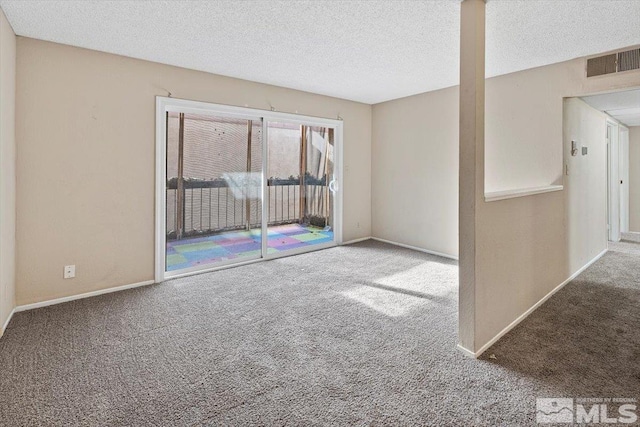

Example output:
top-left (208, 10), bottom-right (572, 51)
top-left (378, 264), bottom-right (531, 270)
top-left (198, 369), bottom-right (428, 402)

top-left (371, 237), bottom-right (458, 260)
top-left (456, 343), bottom-right (476, 358)
top-left (471, 248), bottom-right (609, 358)
top-left (14, 279), bottom-right (156, 313)
top-left (0, 307), bottom-right (15, 338)
top-left (342, 236), bottom-right (372, 245)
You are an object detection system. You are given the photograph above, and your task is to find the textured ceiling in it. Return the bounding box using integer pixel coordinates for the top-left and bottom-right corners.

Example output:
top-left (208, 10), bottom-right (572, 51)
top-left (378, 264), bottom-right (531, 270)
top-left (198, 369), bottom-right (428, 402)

top-left (1, 0), bottom-right (639, 104)
top-left (582, 89), bottom-right (640, 127)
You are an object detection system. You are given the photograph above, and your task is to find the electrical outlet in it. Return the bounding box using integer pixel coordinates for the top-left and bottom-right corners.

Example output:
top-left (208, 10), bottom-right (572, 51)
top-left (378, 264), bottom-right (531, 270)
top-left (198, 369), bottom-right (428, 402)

top-left (63, 265), bottom-right (76, 279)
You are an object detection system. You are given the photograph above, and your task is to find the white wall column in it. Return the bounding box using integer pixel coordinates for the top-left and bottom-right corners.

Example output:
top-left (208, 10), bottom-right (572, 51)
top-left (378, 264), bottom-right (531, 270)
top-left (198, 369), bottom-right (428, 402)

top-left (458, 0), bottom-right (485, 354)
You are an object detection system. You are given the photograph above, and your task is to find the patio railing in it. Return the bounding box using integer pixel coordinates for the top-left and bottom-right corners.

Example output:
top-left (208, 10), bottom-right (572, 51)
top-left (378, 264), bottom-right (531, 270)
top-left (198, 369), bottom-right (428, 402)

top-left (166, 177), bottom-right (331, 240)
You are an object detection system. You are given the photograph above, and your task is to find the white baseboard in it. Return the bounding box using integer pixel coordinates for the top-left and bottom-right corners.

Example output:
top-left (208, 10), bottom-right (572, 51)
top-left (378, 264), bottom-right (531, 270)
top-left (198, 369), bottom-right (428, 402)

top-left (370, 237), bottom-right (459, 260)
top-left (341, 236), bottom-right (372, 245)
top-left (470, 248), bottom-right (608, 358)
top-left (14, 279), bottom-right (156, 313)
top-left (1, 307), bottom-right (15, 337)
top-left (456, 343), bottom-right (476, 358)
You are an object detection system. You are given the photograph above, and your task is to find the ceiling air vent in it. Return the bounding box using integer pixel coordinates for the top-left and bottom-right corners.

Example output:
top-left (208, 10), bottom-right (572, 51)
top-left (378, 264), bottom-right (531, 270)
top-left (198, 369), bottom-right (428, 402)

top-left (586, 47), bottom-right (640, 77)
top-left (587, 54), bottom-right (617, 77)
top-left (618, 48), bottom-right (640, 72)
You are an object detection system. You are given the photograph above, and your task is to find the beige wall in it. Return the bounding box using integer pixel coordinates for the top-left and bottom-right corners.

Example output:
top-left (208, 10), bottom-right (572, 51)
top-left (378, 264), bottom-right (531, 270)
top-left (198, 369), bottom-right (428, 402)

top-left (0, 8), bottom-right (16, 335)
top-left (476, 98), bottom-right (609, 346)
top-left (630, 127), bottom-right (640, 232)
top-left (472, 60), bottom-right (634, 349)
top-left (16, 38), bottom-right (372, 306)
top-left (564, 99), bottom-right (609, 278)
top-left (372, 86), bottom-right (459, 257)
top-left (485, 64), bottom-right (569, 193)
top-left (372, 53), bottom-right (640, 352)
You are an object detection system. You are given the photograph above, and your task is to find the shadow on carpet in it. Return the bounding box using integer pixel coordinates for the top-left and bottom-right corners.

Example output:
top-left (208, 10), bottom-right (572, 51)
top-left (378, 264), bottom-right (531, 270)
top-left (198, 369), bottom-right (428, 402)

top-left (481, 251), bottom-right (640, 411)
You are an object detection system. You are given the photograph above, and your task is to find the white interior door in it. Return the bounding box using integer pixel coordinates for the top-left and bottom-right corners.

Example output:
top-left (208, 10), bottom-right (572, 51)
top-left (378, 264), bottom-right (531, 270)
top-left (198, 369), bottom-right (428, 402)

top-left (619, 126), bottom-right (630, 233)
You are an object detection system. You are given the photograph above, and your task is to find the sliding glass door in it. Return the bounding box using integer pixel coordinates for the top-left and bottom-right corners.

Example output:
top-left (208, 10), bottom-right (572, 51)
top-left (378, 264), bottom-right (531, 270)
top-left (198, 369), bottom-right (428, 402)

top-left (164, 111), bottom-right (263, 273)
top-left (266, 123), bottom-right (335, 255)
top-left (156, 98), bottom-right (342, 280)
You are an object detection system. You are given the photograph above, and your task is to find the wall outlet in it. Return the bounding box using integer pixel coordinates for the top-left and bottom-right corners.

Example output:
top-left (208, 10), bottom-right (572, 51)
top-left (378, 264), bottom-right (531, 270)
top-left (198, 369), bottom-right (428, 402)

top-left (63, 265), bottom-right (76, 279)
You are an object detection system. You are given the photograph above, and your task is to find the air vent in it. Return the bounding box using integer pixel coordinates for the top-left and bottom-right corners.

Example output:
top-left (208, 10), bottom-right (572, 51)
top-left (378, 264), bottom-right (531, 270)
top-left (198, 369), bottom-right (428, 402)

top-left (586, 47), bottom-right (640, 77)
top-left (618, 48), bottom-right (640, 72)
top-left (587, 54), bottom-right (617, 77)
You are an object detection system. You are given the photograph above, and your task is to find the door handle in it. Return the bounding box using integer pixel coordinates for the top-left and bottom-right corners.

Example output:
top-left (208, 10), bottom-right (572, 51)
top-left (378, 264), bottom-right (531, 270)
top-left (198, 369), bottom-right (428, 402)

top-left (328, 179), bottom-right (338, 193)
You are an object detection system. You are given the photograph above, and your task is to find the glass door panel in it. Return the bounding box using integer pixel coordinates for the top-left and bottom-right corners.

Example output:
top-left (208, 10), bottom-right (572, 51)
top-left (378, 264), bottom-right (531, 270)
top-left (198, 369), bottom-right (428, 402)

top-left (265, 122), bottom-right (335, 255)
top-left (165, 112), bottom-right (263, 273)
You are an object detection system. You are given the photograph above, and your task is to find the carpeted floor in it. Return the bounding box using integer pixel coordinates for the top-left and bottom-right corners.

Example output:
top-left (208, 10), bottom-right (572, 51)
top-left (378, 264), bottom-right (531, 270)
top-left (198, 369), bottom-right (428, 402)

top-left (610, 238), bottom-right (640, 256)
top-left (166, 223), bottom-right (333, 271)
top-left (0, 240), bottom-right (639, 426)
top-left (621, 231), bottom-right (640, 243)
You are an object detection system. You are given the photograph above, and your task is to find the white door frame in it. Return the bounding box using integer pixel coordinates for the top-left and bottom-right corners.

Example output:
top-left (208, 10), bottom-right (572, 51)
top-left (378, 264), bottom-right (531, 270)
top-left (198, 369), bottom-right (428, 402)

top-left (607, 119), bottom-right (621, 242)
top-left (154, 96), bottom-right (343, 282)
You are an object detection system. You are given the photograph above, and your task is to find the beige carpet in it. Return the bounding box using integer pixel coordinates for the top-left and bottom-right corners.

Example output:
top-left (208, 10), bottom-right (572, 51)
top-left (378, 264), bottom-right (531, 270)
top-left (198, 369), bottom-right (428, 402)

top-left (0, 240), bottom-right (638, 425)
top-left (621, 232), bottom-right (640, 243)
top-left (611, 236), bottom-right (640, 256)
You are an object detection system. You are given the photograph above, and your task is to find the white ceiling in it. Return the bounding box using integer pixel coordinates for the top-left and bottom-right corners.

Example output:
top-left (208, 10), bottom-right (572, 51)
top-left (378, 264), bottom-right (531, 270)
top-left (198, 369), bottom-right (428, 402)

top-left (1, 0), bottom-right (639, 104)
top-left (582, 89), bottom-right (640, 127)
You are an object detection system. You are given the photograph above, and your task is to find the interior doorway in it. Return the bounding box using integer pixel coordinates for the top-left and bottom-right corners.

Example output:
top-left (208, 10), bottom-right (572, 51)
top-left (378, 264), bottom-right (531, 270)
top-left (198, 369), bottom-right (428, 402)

top-left (582, 88), bottom-right (640, 243)
top-left (155, 98), bottom-right (343, 281)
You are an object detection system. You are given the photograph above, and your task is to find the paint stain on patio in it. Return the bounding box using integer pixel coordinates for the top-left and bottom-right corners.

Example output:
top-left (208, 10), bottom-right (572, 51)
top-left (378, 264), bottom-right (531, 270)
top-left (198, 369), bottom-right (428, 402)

top-left (166, 223), bottom-right (333, 271)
